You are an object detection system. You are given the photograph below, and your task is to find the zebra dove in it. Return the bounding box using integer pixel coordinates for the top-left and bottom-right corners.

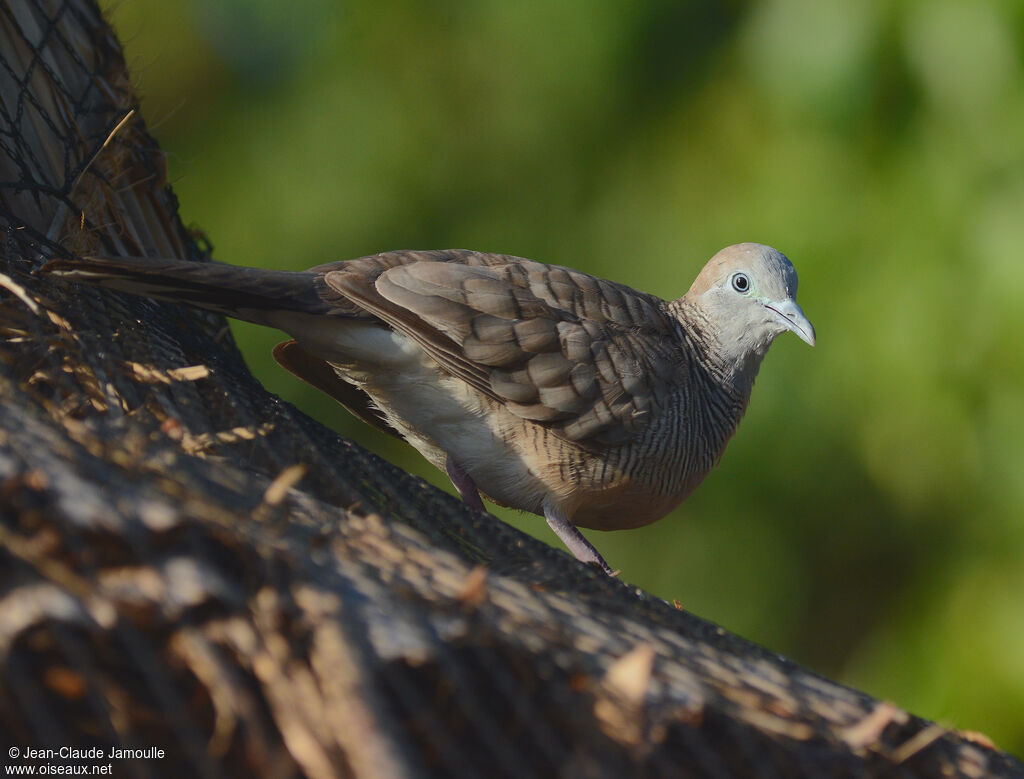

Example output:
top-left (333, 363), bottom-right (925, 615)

top-left (42, 244), bottom-right (814, 574)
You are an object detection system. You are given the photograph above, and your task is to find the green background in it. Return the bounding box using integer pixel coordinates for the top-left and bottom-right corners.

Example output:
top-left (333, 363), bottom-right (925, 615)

top-left (102, 0), bottom-right (1024, 754)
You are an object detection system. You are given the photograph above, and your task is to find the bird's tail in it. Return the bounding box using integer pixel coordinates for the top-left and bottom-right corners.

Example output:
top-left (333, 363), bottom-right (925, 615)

top-left (40, 255), bottom-right (333, 325)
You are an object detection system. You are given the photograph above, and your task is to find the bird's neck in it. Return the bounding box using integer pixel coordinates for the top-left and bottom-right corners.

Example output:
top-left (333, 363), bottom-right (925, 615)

top-left (669, 299), bottom-right (768, 402)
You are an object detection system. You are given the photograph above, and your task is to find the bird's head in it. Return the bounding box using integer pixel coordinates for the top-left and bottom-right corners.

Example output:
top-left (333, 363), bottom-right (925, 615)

top-left (682, 243), bottom-right (815, 368)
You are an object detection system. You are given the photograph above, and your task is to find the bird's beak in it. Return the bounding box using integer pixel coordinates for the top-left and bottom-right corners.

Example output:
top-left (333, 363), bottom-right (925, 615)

top-left (766, 299), bottom-right (816, 346)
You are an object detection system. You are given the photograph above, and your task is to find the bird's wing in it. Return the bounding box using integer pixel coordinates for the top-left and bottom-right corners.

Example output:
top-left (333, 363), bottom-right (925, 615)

top-left (309, 250), bottom-right (530, 317)
top-left (272, 340), bottom-right (402, 439)
top-left (322, 253), bottom-right (683, 448)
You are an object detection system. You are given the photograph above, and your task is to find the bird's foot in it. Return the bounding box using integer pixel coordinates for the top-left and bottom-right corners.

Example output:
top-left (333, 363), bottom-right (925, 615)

top-left (586, 560), bottom-right (621, 577)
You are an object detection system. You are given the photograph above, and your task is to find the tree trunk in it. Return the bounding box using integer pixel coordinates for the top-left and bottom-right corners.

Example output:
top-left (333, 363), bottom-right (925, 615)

top-left (0, 1), bottom-right (1019, 777)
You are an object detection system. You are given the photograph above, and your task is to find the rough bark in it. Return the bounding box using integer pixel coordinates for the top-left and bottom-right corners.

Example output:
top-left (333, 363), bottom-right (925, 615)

top-left (0, 1), bottom-right (1020, 777)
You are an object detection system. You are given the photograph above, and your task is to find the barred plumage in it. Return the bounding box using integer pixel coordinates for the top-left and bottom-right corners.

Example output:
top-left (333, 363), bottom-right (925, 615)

top-left (42, 243), bottom-right (814, 574)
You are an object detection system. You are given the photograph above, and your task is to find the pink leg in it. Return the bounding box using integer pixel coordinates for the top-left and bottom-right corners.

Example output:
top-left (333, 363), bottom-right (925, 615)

top-left (445, 458), bottom-right (485, 511)
top-left (544, 500), bottom-right (616, 576)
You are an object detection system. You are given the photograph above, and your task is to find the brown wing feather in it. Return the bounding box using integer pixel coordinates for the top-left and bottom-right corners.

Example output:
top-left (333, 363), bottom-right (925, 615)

top-left (272, 340), bottom-right (402, 439)
top-left (320, 252), bottom-right (684, 448)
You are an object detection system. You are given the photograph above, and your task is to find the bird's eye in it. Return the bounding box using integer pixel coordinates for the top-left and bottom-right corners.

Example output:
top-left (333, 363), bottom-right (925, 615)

top-left (731, 273), bottom-right (750, 293)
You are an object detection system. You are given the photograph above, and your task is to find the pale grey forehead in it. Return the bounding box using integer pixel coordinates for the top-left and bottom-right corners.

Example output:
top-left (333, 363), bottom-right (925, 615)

top-left (750, 244), bottom-right (798, 297)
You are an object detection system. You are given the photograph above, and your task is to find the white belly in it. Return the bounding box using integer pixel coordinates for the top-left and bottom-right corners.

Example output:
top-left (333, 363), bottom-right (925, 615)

top-left (268, 312), bottom-right (552, 512)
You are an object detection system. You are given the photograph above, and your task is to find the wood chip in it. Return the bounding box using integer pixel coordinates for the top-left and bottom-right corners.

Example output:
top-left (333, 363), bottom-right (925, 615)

top-left (0, 271), bottom-right (40, 314)
top-left (263, 464), bottom-right (307, 506)
top-left (167, 364), bottom-right (211, 381)
top-left (891, 722), bottom-right (947, 764)
top-left (128, 361), bottom-right (210, 384)
top-left (181, 423), bottom-right (274, 455)
top-left (594, 643), bottom-right (656, 746)
top-left (839, 701), bottom-right (908, 750)
top-left (456, 565), bottom-right (488, 608)
top-left (959, 729), bottom-right (997, 750)
top-left (43, 667), bottom-right (87, 700)
top-left (45, 310), bottom-right (72, 330)
top-left (603, 643), bottom-right (655, 706)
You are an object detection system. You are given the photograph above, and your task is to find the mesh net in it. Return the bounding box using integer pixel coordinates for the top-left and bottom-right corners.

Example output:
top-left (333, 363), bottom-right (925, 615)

top-left (1, 1), bottom-right (1021, 777)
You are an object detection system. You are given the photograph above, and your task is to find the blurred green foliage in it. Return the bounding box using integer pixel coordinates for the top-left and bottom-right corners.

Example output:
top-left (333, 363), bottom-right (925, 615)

top-left (102, 0), bottom-right (1024, 754)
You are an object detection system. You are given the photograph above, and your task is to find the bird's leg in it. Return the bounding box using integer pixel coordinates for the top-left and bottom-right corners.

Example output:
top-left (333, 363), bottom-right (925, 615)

top-left (543, 502), bottom-right (617, 576)
top-left (445, 458), bottom-right (486, 511)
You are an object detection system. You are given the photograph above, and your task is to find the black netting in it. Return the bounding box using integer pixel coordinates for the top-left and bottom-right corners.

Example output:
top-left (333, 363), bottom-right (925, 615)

top-left (1, 1), bottom-right (1021, 777)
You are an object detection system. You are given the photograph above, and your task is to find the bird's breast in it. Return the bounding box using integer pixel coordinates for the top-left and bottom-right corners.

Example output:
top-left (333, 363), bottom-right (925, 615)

top-left (566, 480), bottom-right (695, 530)
top-left (270, 312), bottom-right (737, 532)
